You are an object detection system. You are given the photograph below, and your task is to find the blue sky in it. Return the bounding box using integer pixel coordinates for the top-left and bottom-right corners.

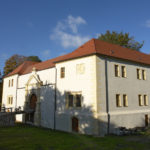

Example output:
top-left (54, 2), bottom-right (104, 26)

top-left (1, 0), bottom-right (150, 73)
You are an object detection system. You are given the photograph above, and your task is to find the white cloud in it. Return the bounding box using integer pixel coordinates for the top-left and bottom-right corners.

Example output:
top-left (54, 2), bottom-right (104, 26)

top-left (95, 33), bottom-right (101, 38)
top-left (67, 15), bottom-right (86, 33)
top-left (41, 50), bottom-right (51, 60)
top-left (145, 20), bottom-right (150, 28)
top-left (50, 15), bottom-right (90, 48)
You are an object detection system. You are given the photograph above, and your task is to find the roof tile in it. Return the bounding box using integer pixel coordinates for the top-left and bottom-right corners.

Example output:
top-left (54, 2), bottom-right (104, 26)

top-left (5, 39), bottom-right (150, 77)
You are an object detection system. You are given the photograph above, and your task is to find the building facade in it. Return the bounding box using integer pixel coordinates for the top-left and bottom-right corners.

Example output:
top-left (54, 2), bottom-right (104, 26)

top-left (2, 39), bottom-right (150, 136)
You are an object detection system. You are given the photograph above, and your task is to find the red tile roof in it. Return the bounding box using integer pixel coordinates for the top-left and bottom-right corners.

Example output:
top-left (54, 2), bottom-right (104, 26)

top-left (5, 38), bottom-right (150, 78)
top-left (6, 61), bottom-right (39, 77)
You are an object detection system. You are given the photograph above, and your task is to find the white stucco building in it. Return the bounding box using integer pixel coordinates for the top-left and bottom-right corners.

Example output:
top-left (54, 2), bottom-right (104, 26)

top-left (2, 39), bottom-right (150, 135)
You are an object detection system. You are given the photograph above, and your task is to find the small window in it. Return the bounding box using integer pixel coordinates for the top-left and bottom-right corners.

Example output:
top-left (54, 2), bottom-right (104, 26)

top-left (116, 94), bottom-right (121, 107)
top-left (66, 92), bottom-right (82, 108)
top-left (142, 70), bottom-right (146, 80)
top-left (139, 95), bottom-right (143, 106)
top-left (144, 95), bottom-right (148, 106)
top-left (121, 66), bottom-right (126, 78)
top-left (11, 79), bottom-right (14, 87)
top-left (7, 96), bottom-right (13, 105)
top-left (137, 69), bottom-right (141, 79)
top-left (8, 80), bottom-right (11, 87)
top-left (60, 67), bottom-right (65, 78)
top-left (11, 97), bottom-right (13, 104)
top-left (115, 65), bottom-right (120, 77)
top-left (76, 94), bottom-right (81, 107)
top-left (68, 94), bottom-right (74, 107)
top-left (123, 94), bottom-right (128, 107)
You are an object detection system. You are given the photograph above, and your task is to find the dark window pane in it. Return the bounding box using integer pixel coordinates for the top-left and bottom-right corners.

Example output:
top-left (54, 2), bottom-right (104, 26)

top-left (76, 94), bottom-right (81, 107)
top-left (68, 94), bottom-right (73, 107)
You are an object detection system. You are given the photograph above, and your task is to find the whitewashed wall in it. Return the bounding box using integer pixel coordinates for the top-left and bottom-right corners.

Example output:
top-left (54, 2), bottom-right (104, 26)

top-left (2, 74), bottom-right (18, 110)
top-left (55, 55), bottom-right (98, 135)
top-left (97, 56), bottom-right (150, 135)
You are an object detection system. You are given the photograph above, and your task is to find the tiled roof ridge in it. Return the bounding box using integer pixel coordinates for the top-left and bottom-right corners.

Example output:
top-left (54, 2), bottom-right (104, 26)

top-left (5, 61), bottom-right (39, 77)
top-left (19, 61), bottom-right (39, 73)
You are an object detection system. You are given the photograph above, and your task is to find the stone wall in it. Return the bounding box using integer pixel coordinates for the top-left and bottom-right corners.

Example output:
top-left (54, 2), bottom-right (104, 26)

top-left (0, 113), bottom-right (15, 126)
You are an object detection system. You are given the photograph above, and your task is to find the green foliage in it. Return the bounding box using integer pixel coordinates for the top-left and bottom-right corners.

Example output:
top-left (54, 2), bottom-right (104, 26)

top-left (98, 30), bottom-right (144, 51)
top-left (3, 55), bottom-right (42, 75)
top-left (3, 55), bottom-right (26, 75)
top-left (26, 56), bottom-right (41, 62)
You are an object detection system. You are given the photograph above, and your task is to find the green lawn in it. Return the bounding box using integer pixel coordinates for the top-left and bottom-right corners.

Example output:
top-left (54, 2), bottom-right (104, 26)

top-left (0, 124), bottom-right (150, 150)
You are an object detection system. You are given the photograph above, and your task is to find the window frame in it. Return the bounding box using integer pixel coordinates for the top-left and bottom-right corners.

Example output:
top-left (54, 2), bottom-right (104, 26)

top-left (144, 95), bottom-right (148, 106)
top-left (7, 96), bottom-right (13, 105)
top-left (139, 95), bottom-right (143, 106)
top-left (11, 79), bottom-right (14, 87)
top-left (114, 65), bottom-right (120, 77)
top-left (66, 92), bottom-right (82, 108)
top-left (142, 70), bottom-right (146, 80)
top-left (60, 67), bottom-right (65, 78)
top-left (123, 94), bottom-right (128, 107)
top-left (137, 69), bottom-right (141, 80)
top-left (121, 66), bottom-right (126, 78)
top-left (116, 94), bottom-right (121, 107)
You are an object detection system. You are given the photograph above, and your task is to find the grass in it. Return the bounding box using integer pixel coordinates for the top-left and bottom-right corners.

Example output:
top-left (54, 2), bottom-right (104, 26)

top-left (0, 124), bottom-right (150, 150)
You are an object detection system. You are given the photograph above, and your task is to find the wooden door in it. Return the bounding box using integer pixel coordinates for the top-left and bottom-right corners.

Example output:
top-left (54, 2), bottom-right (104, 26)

top-left (30, 94), bottom-right (37, 110)
top-left (25, 94), bottom-right (37, 123)
top-left (72, 117), bottom-right (79, 132)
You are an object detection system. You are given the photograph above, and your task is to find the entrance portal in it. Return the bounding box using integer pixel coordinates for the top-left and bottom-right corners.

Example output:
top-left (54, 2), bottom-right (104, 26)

top-left (25, 94), bottom-right (37, 123)
top-left (72, 117), bottom-right (79, 132)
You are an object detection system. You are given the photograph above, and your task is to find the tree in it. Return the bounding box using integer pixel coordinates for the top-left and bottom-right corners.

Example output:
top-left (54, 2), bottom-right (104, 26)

top-left (98, 30), bottom-right (144, 51)
top-left (3, 55), bottom-right (42, 75)
top-left (3, 55), bottom-right (26, 75)
top-left (26, 56), bottom-right (41, 62)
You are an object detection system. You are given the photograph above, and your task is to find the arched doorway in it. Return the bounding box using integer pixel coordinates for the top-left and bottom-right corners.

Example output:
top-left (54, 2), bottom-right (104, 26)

top-left (25, 94), bottom-right (37, 123)
top-left (72, 117), bottom-right (79, 132)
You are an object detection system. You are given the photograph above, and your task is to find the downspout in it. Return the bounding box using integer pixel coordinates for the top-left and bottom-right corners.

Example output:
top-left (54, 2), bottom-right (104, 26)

top-left (105, 58), bottom-right (110, 134)
top-left (15, 75), bottom-right (19, 109)
top-left (54, 68), bottom-right (57, 130)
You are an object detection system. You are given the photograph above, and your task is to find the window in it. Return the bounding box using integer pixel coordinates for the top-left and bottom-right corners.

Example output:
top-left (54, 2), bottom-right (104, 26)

top-left (142, 70), bottom-right (146, 80)
top-left (7, 96), bottom-right (13, 105)
top-left (144, 95), bottom-right (148, 106)
top-left (123, 94), bottom-right (128, 107)
top-left (68, 94), bottom-right (73, 107)
top-left (11, 79), bottom-right (14, 87)
top-left (137, 69), bottom-right (141, 79)
top-left (8, 80), bottom-right (11, 87)
top-left (76, 94), bottom-right (82, 107)
top-left (121, 66), bottom-right (126, 78)
top-left (116, 94), bottom-right (121, 107)
top-left (66, 92), bottom-right (82, 108)
top-left (139, 95), bottom-right (143, 106)
top-left (115, 65), bottom-right (120, 77)
top-left (60, 67), bottom-right (65, 78)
